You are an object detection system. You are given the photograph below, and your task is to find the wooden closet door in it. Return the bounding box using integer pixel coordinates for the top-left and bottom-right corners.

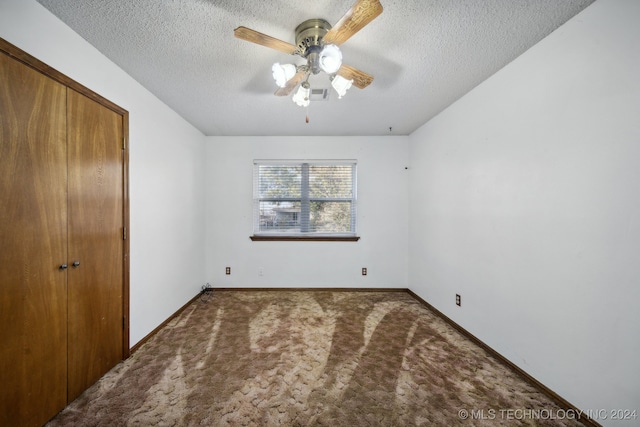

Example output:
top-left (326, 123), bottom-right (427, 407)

top-left (0, 53), bottom-right (68, 426)
top-left (66, 89), bottom-right (124, 402)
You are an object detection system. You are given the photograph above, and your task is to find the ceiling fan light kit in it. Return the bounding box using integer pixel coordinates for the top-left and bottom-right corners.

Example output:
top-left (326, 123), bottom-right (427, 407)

top-left (234, 0), bottom-right (383, 111)
top-left (292, 81), bottom-right (312, 107)
top-left (317, 44), bottom-right (342, 74)
top-left (331, 75), bottom-right (353, 99)
top-left (272, 63), bottom-right (297, 88)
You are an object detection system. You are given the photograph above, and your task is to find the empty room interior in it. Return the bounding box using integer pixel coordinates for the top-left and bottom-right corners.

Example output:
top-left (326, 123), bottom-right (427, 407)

top-left (1, 0), bottom-right (639, 426)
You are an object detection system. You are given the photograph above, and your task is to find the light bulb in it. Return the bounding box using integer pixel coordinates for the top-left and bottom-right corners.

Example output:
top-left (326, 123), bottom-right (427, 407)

top-left (331, 75), bottom-right (353, 99)
top-left (318, 44), bottom-right (342, 74)
top-left (272, 63), bottom-right (297, 88)
top-left (292, 82), bottom-right (311, 107)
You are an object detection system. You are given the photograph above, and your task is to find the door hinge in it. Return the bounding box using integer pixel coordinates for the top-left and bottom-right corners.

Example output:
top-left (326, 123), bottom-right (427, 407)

top-left (123, 315), bottom-right (127, 329)
top-left (123, 136), bottom-right (127, 150)
top-left (123, 227), bottom-right (127, 240)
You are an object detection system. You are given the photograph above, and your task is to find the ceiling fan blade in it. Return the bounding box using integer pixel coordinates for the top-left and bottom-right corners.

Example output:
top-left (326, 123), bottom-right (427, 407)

top-left (337, 64), bottom-right (374, 89)
top-left (323, 0), bottom-right (383, 46)
top-left (274, 71), bottom-right (306, 96)
top-left (234, 26), bottom-right (298, 55)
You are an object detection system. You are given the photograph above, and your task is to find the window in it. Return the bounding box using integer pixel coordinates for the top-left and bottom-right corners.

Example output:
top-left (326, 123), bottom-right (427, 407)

top-left (252, 160), bottom-right (358, 241)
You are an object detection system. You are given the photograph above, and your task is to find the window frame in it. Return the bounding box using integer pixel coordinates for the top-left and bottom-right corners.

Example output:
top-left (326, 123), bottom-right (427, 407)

top-left (251, 160), bottom-right (359, 242)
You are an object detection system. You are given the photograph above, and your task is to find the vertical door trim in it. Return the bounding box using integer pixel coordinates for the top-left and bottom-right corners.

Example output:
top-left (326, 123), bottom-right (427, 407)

top-left (122, 113), bottom-right (130, 358)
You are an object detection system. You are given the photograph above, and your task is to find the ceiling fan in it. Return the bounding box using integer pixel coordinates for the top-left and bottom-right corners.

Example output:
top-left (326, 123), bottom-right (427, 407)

top-left (234, 0), bottom-right (383, 108)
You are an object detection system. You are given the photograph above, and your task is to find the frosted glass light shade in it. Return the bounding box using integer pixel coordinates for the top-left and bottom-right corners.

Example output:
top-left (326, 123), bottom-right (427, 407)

top-left (331, 75), bottom-right (353, 99)
top-left (292, 82), bottom-right (311, 107)
top-left (318, 44), bottom-right (342, 74)
top-left (272, 63), bottom-right (297, 88)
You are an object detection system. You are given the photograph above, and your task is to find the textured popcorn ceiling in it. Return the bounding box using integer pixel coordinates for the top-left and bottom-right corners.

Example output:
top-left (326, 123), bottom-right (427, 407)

top-left (37, 0), bottom-right (594, 136)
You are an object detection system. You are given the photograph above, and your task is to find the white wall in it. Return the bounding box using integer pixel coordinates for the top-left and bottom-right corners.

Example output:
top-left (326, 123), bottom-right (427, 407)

top-left (408, 0), bottom-right (640, 424)
top-left (205, 136), bottom-right (409, 288)
top-left (0, 0), bottom-right (207, 346)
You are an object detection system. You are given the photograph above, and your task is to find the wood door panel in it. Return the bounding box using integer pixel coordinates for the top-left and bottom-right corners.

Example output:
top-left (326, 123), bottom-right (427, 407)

top-left (66, 89), bottom-right (124, 402)
top-left (0, 52), bottom-right (68, 427)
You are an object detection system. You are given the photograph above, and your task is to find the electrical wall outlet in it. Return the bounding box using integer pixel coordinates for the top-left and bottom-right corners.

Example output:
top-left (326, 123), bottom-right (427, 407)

top-left (362, 267), bottom-right (367, 276)
top-left (225, 267), bottom-right (231, 275)
top-left (456, 294), bottom-right (461, 306)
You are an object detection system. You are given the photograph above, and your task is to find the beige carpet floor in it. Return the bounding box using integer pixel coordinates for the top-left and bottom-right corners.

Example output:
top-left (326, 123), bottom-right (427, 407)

top-left (47, 290), bottom-right (587, 426)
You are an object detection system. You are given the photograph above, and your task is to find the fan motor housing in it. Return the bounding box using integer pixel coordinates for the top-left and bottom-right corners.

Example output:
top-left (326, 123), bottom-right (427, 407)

top-left (295, 19), bottom-right (332, 54)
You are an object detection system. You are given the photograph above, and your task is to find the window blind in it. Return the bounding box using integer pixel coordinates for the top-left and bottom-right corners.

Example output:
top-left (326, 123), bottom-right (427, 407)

top-left (253, 160), bottom-right (357, 236)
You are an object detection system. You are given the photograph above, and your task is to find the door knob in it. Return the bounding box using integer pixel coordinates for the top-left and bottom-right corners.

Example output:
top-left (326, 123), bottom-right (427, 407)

top-left (59, 264), bottom-right (68, 270)
top-left (72, 261), bottom-right (80, 267)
